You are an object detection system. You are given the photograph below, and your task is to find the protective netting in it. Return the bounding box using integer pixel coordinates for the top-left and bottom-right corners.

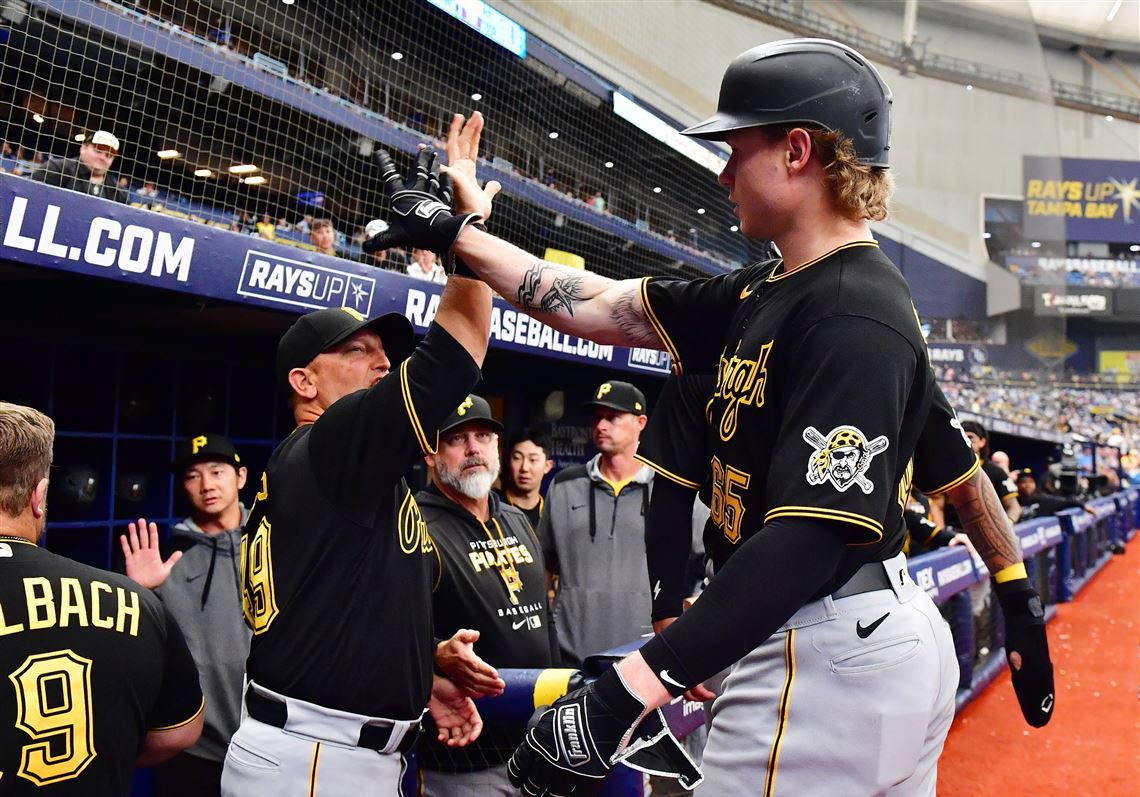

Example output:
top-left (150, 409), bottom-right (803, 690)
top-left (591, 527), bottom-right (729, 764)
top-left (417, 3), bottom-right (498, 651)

top-left (0, 0), bottom-right (773, 281)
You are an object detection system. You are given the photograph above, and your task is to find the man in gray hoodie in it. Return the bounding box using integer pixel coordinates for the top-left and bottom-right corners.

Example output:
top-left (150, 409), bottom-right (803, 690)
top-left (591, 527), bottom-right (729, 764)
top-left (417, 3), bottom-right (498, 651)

top-left (120, 433), bottom-right (250, 796)
top-left (540, 381), bottom-right (655, 666)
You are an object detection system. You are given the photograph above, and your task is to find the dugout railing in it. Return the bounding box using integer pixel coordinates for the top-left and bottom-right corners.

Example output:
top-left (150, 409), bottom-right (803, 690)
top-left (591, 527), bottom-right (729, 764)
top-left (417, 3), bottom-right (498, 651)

top-left (434, 489), bottom-right (1137, 797)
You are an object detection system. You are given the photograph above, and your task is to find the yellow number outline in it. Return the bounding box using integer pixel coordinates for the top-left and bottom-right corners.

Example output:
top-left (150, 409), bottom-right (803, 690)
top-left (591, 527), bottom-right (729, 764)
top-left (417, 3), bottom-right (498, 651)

top-left (7, 650), bottom-right (96, 786)
top-left (709, 456), bottom-right (752, 544)
top-left (242, 517), bottom-right (280, 634)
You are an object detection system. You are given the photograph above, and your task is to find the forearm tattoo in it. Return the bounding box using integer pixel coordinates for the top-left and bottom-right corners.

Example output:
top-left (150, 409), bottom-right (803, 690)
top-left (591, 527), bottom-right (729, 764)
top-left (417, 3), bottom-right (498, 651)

top-left (517, 263), bottom-right (584, 316)
top-left (948, 469), bottom-right (1022, 571)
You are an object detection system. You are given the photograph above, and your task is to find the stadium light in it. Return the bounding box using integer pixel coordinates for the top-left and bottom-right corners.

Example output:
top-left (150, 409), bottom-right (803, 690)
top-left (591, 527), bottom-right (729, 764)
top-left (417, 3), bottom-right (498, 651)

top-left (1130, 244), bottom-right (1140, 252)
top-left (697, 208), bottom-right (706, 215)
top-left (74, 133), bottom-right (86, 142)
top-left (281, 0), bottom-right (295, 4)
top-left (193, 168), bottom-right (213, 178)
top-left (228, 164), bottom-right (259, 175)
top-left (31, 113), bottom-right (44, 124)
top-left (730, 225), bottom-right (739, 232)
top-left (471, 92), bottom-right (482, 101)
top-left (604, 161), bottom-right (614, 168)
top-left (243, 175), bottom-right (266, 186)
top-left (983, 232), bottom-right (992, 239)
top-left (1107, 0), bottom-right (1122, 22)
top-left (391, 52), bottom-right (404, 61)
top-left (965, 84), bottom-right (973, 91)
top-left (1031, 241), bottom-right (1042, 248)
top-left (156, 149), bottom-right (181, 159)
top-left (653, 186), bottom-right (662, 193)
top-left (1105, 115), bottom-right (1114, 122)
top-left (548, 131), bottom-right (559, 139)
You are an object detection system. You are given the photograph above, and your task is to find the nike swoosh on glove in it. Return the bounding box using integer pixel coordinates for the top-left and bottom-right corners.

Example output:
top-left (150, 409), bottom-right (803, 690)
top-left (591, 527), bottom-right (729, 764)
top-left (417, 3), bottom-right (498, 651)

top-left (363, 147), bottom-right (481, 268)
top-left (995, 577), bottom-right (1055, 727)
top-left (507, 667), bottom-right (701, 796)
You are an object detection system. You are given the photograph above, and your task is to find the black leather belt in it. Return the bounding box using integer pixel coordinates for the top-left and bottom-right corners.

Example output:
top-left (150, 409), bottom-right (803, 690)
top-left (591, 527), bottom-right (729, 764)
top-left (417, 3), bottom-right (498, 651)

top-left (832, 561), bottom-right (895, 599)
top-left (245, 687), bottom-right (421, 754)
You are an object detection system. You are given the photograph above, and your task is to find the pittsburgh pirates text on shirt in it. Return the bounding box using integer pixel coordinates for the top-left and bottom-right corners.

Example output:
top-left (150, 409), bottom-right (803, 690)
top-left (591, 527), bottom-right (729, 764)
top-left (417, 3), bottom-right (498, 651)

top-left (0, 577), bottom-right (140, 636)
top-left (466, 536), bottom-right (535, 572)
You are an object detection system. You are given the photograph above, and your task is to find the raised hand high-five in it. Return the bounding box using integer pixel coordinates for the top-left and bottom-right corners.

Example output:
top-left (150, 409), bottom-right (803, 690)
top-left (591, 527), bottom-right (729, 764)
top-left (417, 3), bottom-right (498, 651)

top-left (120, 517), bottom-right (181, 590)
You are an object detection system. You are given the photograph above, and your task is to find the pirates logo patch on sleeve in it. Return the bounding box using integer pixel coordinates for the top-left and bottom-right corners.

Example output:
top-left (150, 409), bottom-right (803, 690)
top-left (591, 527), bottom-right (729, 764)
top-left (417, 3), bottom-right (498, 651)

top-left (803, 425), bottom-right (889, 494)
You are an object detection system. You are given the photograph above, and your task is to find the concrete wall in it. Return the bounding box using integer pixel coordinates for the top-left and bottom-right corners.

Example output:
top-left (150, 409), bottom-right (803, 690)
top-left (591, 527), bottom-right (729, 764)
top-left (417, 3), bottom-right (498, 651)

top-left (495, 0), bottom-right (1139, 283)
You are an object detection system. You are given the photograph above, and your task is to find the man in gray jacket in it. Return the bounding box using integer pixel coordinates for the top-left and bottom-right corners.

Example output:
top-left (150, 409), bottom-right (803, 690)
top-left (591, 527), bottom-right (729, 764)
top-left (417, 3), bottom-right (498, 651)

top-left (120, 433), bottom-right (251, 796)
top-left (540, 381), bottom-right (655, 666)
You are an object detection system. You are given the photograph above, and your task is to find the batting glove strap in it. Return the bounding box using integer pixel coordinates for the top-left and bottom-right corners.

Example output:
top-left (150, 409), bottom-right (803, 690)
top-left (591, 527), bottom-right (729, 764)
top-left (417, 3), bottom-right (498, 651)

top-left (995, 577), bottom-right (1055, 727)
top-left (507, 668), bottom-right (645, 797)
top-left (614, 709), bottom-right (703, 790)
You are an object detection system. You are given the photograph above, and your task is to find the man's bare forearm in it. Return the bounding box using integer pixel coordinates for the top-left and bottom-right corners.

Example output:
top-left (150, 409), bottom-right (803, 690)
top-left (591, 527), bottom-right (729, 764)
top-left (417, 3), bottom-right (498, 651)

top-left (945, 469), bottom-right (1023, 572)
top-left (454, 227), bottom-right (661, 348)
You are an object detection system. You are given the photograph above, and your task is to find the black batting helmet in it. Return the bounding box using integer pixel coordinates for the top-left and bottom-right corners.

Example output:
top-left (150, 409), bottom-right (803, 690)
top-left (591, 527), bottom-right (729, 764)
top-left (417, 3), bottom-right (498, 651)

top-left (682, 38), bottom-right (893, 168)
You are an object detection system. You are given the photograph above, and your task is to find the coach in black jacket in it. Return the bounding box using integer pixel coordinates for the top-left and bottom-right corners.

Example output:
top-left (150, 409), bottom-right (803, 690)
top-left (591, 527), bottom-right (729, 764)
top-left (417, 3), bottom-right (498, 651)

top-left (31, 129), bottom-right (129, 204)
top-left (417, 395), bottom-right (555, 797)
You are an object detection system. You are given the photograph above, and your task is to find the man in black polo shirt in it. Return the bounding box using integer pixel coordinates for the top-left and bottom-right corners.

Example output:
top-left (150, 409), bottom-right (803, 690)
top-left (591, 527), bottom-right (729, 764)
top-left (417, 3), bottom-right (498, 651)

top-left (0, 402), bottom-right (204, 796)
top-left (416, 395), bottom-right (555, 796)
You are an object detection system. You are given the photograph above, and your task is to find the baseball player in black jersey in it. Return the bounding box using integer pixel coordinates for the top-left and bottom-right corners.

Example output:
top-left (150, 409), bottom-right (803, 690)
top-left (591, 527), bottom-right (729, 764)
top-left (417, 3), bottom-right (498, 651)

top-left (415, 395), bottom-right (556, 796)
top-left (222, 118), bottom-right (502, 796)
top-left (396, 37), bottom-right (1053, 796)
top-left (0, 403), bottom-right (204, 796)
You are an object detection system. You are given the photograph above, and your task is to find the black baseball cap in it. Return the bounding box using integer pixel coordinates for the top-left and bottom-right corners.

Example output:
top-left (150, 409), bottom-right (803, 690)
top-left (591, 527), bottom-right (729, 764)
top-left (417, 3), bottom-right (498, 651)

top-left (172, 434), bottom-right (241, 473)
top-left (1016, 468), bottom-right (1036, 482)
top-left (438, 395), bottom-right (503, 436)
top-left (276, 307), bottom-right (414, 390)
top-left (580, 381), bottom-right (647, 416)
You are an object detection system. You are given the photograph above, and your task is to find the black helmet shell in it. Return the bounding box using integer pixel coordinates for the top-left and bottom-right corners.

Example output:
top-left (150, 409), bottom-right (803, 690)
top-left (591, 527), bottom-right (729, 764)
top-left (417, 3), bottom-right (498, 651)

top-left (682, 38), bottom-right (893, 168)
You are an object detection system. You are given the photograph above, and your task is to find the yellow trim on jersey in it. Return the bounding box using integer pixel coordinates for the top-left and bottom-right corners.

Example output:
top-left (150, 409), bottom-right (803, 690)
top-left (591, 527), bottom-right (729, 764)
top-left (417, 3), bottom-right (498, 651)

top-left (920, 455), bottom-right (982, 497)
top-left (150, 696), bottom-right (204, 731)
top-left (533, 668), bottom-right (577, 710)
top-left (640, 276), bottom-right (684, 376)
top-left (399, 360), bottom-right (434, 455)
top-left (994, 562), bottom-right (1028, 583)
top-left (634, 453), bottom-right (701, 490)
top-left (763, 628), bottom-right (796, 797)
top-left (766, 241), bottom-right (879, 283)
top-left (764, 506), bottom-right (884, 542)
top-left (307, 742), bottom-right (322, 797)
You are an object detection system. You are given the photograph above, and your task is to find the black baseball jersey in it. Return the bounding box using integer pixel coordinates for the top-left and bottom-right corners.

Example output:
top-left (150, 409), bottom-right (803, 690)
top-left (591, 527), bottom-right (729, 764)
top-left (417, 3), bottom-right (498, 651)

top-left (912, 381), bottom-right (982, 497)
top-left (415, 487), bottom-right (552, 772)
top-left (643, 241), bottom-right (935, 595)
top-left (636, 374), bottom-right (715, 491)
top-left (241, 324), bottom-right (481, 720)
top-left (0, 538), bottom-right (202, 796)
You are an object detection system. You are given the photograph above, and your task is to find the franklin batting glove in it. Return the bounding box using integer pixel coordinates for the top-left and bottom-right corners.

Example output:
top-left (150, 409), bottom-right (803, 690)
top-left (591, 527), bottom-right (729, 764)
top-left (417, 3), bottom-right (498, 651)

top-left (995, 577), bottom-right (1055, 727)
top-left (364, 147), bottom-right (481, 265)
top-left (507, 668), bottom-right (701, 797)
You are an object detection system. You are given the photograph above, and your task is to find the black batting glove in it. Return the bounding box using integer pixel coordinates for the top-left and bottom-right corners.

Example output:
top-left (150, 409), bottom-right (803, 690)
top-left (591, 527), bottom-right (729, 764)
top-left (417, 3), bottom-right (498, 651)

top-left (995, 577), bottom-right (1055, 727)
top-left (364, 147), bottom-right (481, 266)
top-left (507, 668), bottom-right (701, 796)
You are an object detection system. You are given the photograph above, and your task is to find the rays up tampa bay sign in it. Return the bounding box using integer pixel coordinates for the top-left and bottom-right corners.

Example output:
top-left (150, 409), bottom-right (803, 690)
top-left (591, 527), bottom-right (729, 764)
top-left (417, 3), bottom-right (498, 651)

top-left (1022, 156), bottom-right (1140, 243)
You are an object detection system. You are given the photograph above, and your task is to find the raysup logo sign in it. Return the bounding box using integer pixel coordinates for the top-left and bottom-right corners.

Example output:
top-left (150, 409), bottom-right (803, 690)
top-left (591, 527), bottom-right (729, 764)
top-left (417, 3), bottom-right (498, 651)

top-left (237, 251), bottom-right (375, 314)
